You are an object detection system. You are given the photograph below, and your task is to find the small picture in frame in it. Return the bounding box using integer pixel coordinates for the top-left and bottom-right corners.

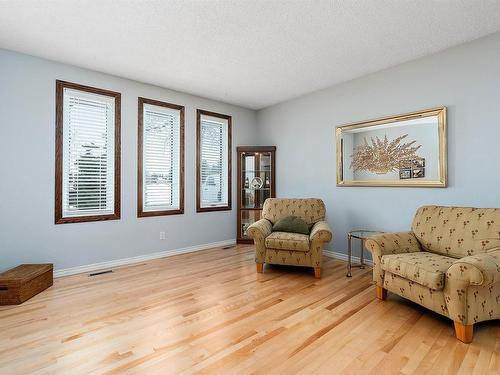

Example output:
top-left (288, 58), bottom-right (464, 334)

top-left (399, 169), bottom-right (412, 179)
top-left (412, 168), bottom-right (425, 178)
top-left (412, 158), bottom-right (425, 168)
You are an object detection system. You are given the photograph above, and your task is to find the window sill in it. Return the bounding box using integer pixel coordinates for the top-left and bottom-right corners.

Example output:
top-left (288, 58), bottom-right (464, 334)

top-left (196, 206), bottom-right (232, 213)
top-left (138, 209), bottom-right (184, 218)
top-left (55, 213), bottom-right (120, 224)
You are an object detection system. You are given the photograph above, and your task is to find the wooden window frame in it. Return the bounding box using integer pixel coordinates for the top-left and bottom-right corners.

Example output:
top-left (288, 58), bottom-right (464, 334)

top-left (196, 109), bottom-right (232, 213)
top-left (55, 80), bottom-right (121, 224)
top-left (137, 97), bottom-right (185, 217)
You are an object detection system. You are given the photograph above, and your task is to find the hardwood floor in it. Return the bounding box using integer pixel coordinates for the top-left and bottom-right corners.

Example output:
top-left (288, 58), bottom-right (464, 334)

top-left (0, 245), bottom-right (498, 374)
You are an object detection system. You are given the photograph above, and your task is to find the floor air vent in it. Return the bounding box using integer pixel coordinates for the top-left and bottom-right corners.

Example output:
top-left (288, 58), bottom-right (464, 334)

top-left (89, 270), bottom-right (113, 277)
top-left (222, 245), bottom-right (235, 250)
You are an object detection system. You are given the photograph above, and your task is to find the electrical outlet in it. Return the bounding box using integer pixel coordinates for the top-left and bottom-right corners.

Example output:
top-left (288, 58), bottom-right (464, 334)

top-left (160, 231), bottom-right (166, 240)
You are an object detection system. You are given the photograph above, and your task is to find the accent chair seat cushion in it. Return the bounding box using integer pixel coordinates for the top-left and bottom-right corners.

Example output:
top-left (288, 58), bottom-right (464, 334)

top-left (381, 252), bottom-right (455, 290)
top-left (265, 232), bottom-right (310, 252)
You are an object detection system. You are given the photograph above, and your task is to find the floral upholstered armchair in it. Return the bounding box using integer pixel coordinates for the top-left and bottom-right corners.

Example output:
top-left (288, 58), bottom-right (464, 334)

top-left (247, 198), bottom-right (332, 278)
top-left (365, 205), bottom-right (500, 343)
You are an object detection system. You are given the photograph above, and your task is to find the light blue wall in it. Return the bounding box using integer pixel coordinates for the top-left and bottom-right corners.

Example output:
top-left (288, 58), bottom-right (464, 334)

top-left (2, 31), bottom-right (500, 271)
top-left (257, 32), bottom-right (500, 257)
top-left (0, 49), bottom-right (258, 272)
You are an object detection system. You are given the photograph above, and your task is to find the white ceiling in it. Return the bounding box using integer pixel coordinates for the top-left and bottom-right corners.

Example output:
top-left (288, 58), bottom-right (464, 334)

top-left (1, 1), bottom-right (500, 110)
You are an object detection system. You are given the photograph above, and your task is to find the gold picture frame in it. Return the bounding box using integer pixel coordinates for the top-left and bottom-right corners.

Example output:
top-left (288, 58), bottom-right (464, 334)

top-left (336, 107), bottom-right (447, 187)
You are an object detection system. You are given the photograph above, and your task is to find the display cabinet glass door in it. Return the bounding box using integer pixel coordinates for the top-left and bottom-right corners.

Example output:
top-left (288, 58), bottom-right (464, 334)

top-left (240, 210), bottom-right (262, 239)
top-left (241, 153), bottom-right (272, 209)
top-left (237, 146), bottom-right (276, 243)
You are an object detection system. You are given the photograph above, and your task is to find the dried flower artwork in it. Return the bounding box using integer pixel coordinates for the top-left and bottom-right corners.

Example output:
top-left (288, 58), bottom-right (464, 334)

top-left (350, 134), bottom-right (421, 174)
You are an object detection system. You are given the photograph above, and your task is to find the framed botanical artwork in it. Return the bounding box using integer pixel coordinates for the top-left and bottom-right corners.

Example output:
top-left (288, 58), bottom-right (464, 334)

top-left (335, 107), bottom-right (447, 187)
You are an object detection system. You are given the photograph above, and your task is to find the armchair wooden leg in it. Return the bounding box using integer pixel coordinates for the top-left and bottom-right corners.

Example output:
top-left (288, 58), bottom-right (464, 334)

top-left (454, 322), bottom-right (473, 343)
top-left (314, 267), bottom-right (321, 279)
top-left (256, 263), bottom-right (264, 273)
top-left (375, 286), bottom-right (387, 300)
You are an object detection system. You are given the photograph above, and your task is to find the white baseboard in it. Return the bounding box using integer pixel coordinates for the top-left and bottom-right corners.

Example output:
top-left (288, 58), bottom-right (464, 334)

top-left (324, 250), bottom-right (373, 266)
top-left (54, 239), bottom-right (236, 278)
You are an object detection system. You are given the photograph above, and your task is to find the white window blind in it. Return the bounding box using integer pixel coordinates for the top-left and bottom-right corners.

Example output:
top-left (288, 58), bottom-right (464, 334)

top-left (142, 103), bottom-right (181, 212)
top-left (62, 88), bottom-right (116, 217)
top-left (199, 114), bottom-right (229, 208)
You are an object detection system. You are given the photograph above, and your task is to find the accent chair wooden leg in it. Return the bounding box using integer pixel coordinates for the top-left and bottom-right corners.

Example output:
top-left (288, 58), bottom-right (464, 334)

top-left (375, 286), bottom-right (387, 300)
top-left (454, 321), bottom-right (473, 343)
top-left (256, 263), bottom-right (264, 273)
top-left (314, 267), bottom-right (321, 279)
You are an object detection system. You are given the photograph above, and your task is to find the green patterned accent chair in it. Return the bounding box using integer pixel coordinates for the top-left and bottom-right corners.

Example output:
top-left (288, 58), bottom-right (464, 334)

top-left (247, 198), bottom-right (332, 278)
top-left (365, 205), bottom-right (500, 343)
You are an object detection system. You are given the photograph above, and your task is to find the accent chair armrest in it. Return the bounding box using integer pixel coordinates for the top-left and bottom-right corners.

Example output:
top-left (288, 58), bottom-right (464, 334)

top-left (309, 221), bottom-right (332, 271)
top-left (248, 219), bottom-right (272, 265)
top-left (310, 221), bottom-right (332, 243)
top-left (247, 219), bottom-right (272, 239)
top-left (365, 232), bottom-right (421, 258)
top-left (446, 250), bottom-right (500, 287)
top-left (365, 232), bottom-right (421, 288)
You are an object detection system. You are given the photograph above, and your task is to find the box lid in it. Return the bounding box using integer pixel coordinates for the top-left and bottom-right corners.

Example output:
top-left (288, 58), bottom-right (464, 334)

top-left (0, 264), bottom-right (53, 286)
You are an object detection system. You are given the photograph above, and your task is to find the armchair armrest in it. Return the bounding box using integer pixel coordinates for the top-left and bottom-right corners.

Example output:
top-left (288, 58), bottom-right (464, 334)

top-left (309, 221), bottom-right (332, 270)
top-left (247, 219), bottom-right (272, 240)
top-left (446, 250), bottom-right (500, 287)
top-left (444, 250), bottom-right (500, 326)
top-left (365, 232), bottom-right (421, 258)
top-left (365, 232), bottom-right (421, 287)
top-left (310, 221), bottom-right (332, 243)
top-left (247, 219), bottom-right (272, 265)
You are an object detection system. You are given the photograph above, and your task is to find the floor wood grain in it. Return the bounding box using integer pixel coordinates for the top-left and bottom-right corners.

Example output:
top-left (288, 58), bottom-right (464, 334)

top-left (0, 245), bottom-right (498, 374)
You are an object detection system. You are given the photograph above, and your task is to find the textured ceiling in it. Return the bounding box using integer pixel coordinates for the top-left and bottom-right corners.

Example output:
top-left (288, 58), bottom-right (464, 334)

top-left (1, 0), bottom-right (500, 109)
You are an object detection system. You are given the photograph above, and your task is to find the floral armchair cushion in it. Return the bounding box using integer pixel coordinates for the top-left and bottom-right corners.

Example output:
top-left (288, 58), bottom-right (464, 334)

top-left (411, 206), bottom-right (500, 258)
top-left (381, 252), bottom-right (454, 290)
top-left (265, 232), bottom-right (310, 252)
top-left (261, 198), bottom-right (326, 227)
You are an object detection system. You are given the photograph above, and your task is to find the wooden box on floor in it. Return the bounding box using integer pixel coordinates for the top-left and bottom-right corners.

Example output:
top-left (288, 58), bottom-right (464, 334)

top-left (0, 264), bottom-right (53, 305)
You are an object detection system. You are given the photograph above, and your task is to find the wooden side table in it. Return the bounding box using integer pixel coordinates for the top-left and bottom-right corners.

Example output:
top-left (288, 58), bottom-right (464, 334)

top-left (346, 230), bottom-right (383, 277)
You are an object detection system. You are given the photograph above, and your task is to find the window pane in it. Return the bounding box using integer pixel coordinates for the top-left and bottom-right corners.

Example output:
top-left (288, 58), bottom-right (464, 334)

top-left (142, 102), bottom-right (181, 212)
top-left (62, 88), bottom-right (115, 217)
top-left (198, 111), bottom-right (231, 211)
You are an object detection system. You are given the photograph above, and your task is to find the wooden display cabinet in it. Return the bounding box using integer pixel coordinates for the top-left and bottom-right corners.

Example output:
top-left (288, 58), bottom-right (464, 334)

top-left (236, 146), bottom-right (276, 243)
